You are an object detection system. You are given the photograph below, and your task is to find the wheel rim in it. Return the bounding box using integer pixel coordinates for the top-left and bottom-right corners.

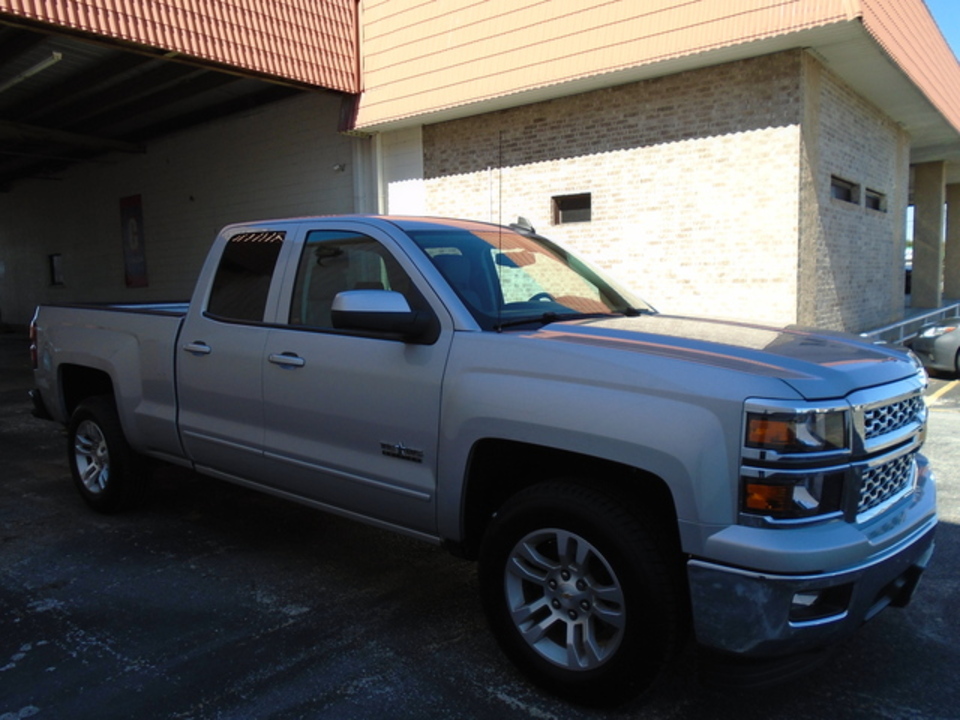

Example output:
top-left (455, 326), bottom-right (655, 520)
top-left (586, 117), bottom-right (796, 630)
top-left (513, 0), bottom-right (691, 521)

top-left (74, 419), bottom-right (110, 494)
top-left (505, 528), bottom-right (626, 671)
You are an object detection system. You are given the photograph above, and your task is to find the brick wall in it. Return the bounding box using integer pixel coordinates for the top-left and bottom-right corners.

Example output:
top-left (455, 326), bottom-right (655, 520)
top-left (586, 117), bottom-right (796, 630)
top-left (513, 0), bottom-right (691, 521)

top-left (418, 50), bottom-right (908, 332)
top-left (0, 93), bottom-right (359, 326)
top-left (421, 52), bottom-right (804, 326)
top-left (798, 54), bottom-right (909, 331)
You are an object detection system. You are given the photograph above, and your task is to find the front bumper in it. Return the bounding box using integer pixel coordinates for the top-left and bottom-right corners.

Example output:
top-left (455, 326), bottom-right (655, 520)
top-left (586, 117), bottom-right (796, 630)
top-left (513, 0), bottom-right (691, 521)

top-left (688, 520), bottom-right (935, 656)
top-left (687, 452), bottom-right (937, 657)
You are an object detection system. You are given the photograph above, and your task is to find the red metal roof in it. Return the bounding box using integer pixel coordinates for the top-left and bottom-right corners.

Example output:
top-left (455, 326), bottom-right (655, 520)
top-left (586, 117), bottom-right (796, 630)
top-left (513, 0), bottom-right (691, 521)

top-left (863, 0), bottom-right (960, 135)
top-left (0, 0), bottom-right (360, 93)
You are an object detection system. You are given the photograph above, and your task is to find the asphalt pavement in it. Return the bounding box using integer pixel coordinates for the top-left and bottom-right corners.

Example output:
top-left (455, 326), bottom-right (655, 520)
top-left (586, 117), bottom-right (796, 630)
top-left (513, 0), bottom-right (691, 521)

top-left (1, 330), bottom-right (958, 720)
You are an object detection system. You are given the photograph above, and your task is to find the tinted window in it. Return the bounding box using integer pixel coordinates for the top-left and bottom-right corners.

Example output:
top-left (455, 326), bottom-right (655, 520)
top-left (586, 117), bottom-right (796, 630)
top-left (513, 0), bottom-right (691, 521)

top-left (207, 231), bottom-right (284, 322)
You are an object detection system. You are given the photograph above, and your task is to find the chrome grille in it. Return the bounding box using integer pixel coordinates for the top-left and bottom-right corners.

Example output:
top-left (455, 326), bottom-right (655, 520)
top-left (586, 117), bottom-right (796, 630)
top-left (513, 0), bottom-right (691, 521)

top-left (864, 395), bottom-right (924, 440)
top-left (859, 453), bottom-right (915, 516)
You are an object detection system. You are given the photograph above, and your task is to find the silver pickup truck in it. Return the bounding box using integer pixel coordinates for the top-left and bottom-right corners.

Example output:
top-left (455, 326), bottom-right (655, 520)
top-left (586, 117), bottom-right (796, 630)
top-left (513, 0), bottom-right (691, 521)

top-left (30, 215), bottom-right (937, 705)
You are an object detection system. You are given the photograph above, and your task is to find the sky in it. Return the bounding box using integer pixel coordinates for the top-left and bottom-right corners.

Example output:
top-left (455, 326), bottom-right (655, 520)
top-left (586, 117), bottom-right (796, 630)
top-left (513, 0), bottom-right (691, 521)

top-left (925, 0), bottom-right (960, 60)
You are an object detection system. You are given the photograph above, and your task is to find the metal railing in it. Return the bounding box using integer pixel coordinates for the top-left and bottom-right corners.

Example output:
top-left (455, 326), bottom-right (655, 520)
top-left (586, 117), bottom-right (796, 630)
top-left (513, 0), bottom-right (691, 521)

top-left (860, 302), bottom-right (960, 345)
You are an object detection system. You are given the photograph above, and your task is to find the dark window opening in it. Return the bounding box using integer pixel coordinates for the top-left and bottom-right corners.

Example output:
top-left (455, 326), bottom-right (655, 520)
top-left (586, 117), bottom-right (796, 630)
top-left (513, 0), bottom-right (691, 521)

top-left (552, 193), bottom-right (592, 224)
top-left (865, 189), bottom-right (887, 212)
top-left (830, 176), bottom-right (859, 204)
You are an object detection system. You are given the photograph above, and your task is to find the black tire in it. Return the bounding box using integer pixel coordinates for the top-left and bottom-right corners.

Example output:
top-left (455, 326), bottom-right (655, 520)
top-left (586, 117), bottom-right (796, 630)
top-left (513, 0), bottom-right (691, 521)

top-left (67, 395), bottom-right (146, 513)
top-left (478, 481), bottom-right (685, 707)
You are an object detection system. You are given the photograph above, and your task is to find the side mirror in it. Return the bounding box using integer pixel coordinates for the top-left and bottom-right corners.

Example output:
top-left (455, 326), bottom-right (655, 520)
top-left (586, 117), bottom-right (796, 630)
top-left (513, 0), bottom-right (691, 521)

top-left (331, 290), bottom-right (438, 344)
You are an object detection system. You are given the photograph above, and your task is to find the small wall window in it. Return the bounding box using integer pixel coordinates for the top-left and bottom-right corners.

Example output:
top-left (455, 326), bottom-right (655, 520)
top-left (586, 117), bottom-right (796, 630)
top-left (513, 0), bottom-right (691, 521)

top-left (48, 254), bottom-right (64, 286)
top-left (865, 188), bottom-right (887, 212)
top-left (552, 193), bottom-right (592, 224)
top-left (830, 176), bottom-right (859, 204)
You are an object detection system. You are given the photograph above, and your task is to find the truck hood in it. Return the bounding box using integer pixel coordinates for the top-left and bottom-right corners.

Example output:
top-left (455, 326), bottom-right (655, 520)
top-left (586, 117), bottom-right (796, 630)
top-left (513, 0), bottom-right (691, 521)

top-left (528, 314), bottom-right (921, 400)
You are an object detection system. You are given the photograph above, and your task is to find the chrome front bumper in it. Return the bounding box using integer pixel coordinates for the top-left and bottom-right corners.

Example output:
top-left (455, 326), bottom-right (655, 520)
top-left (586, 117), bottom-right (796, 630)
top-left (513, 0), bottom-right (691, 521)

top-left (687, 498), bottom-right (937, 657)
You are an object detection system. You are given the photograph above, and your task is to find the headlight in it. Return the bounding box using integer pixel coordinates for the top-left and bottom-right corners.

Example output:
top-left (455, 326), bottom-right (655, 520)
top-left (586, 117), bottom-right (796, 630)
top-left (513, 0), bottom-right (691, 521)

top-left (745, 410), bottom-right (847, 454)
top-left (742, 406), bottom-right (849, 521)
top-left (743, 469), bottom-right (845, 519)
top-left (919, 324), bottom-right (956, 338)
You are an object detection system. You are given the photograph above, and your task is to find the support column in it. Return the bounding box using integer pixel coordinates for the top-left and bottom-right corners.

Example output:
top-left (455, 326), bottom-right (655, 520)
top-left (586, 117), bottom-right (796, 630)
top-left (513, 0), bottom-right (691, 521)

top-left (945, 183), bottom-right (960, 300)
top-left (911, 162), bottom-right (946, 308)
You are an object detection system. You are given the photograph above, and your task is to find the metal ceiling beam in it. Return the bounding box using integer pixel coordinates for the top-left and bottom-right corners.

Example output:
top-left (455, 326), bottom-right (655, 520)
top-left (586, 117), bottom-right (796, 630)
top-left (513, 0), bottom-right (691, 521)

top-left (0, 25), bottom-right (306, 189)
top-left (75, 69), bottom-right (242, 136)
top-left (30, 61), bottom-right (197, 129)
top-left (11, 51), bottom-right (153, 122)
top-left (0, 25), bottom-right (46, 66)
top-left (0, 119), bottom-right (144, 153)
top-left (126, 84), bottom-right (302, 142)
top-left (0, 51), bottom-right (62, 95)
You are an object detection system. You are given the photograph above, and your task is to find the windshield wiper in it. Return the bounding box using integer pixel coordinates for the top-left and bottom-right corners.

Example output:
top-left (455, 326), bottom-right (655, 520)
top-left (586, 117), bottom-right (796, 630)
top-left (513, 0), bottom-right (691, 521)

top-left (495, 310), bottom-right (639, 332)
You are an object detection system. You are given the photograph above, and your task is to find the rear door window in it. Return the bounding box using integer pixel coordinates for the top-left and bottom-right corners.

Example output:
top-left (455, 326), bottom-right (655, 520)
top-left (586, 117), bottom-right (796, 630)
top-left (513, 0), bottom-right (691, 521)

top-left (206, 231), bottom-right (285, 322)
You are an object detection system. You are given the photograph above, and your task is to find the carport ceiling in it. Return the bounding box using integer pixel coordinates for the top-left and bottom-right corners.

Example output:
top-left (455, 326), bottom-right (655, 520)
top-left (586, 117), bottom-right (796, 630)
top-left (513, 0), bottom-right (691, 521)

top-left (0, 23), bottom-right (307, 192)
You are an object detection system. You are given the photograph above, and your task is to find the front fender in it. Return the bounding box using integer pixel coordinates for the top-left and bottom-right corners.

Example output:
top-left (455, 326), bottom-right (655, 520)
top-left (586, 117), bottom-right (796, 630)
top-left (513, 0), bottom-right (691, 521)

top-left (434, 333), bottom-right (779, 547)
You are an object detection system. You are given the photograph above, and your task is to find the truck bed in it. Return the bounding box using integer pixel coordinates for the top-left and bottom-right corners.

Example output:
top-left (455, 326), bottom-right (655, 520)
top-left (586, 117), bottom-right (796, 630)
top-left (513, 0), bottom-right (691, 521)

top-left (32, 301), bottom-right (188, 461)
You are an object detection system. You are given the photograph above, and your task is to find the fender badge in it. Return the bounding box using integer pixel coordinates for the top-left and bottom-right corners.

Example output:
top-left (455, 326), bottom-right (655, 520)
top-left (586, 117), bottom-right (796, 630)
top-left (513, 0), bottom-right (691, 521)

top-left (380, 442), bottom-right (424, 463)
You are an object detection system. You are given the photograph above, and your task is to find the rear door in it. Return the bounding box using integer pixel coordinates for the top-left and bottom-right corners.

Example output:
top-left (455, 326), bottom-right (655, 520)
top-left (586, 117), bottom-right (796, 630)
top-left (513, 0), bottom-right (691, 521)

top-left (260, 223), bottom-right (453, 534)
top-left (177, 227), bottom-right (292, 480)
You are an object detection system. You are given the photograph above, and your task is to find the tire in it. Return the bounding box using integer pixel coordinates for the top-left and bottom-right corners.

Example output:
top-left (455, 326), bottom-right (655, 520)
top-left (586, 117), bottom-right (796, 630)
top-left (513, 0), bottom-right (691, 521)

top-left (67, 396), bottom-right (146, 513)
top-left (478, 481), bottom-right (685, 707)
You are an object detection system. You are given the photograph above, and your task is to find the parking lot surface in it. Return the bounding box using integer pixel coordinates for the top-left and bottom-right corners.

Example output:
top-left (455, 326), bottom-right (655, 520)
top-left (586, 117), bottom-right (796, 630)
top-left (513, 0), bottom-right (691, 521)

top-left (1, 331), bottom-right (958, 720)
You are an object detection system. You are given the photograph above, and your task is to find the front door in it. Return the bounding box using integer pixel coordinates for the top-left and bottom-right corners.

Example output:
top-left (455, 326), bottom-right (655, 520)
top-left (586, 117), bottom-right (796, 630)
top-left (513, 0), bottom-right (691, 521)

top-left (260, 226), bottom-right (452, 534)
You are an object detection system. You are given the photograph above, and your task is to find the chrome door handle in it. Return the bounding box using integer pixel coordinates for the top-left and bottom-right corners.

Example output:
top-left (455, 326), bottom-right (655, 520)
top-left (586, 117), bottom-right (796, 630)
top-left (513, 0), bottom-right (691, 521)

top-left (268, 352), bottom-right (306, 368)
top-left (183, 341), bottom-right (212, 356)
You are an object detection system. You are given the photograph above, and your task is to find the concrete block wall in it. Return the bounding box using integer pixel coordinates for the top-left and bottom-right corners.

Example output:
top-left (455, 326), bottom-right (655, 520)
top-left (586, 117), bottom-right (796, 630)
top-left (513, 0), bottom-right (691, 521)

top-left (0, 93), bottom-right (359, 326)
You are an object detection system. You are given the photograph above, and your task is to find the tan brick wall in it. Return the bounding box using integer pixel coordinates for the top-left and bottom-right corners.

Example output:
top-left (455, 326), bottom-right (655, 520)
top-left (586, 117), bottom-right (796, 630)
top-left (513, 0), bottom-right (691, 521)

top-left (798, 54), bottom-right (909, 332)
top-left (420, 50), bottom-right (908, 332)
top-left (422, 52), bottom-right (805, 326)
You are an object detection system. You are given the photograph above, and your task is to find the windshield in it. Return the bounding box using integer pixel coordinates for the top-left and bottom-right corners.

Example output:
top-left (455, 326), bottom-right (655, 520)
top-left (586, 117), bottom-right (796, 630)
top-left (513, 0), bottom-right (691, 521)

top-left (406, 226), bottom-right (651, 330)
